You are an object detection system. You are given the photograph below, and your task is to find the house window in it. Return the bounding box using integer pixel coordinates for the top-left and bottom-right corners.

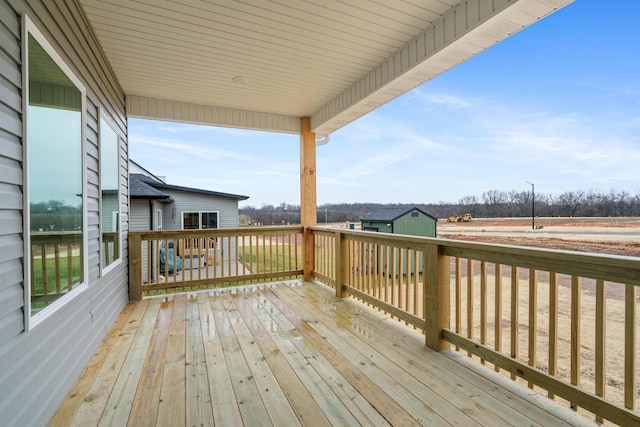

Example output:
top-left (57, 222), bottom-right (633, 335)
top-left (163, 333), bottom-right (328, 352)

top-left (411, 211), bottom-right (419, 217)
top-left (99, 115), bottom-right (121, 270)
top-left (26, 21), bottom-right (87, 323)
top-left (182, 211), bottom-right (218, 229)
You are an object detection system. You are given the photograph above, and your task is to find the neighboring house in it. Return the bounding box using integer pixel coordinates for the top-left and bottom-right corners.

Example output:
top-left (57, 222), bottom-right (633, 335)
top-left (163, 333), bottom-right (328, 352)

top-left (361, 207), bottom-right (437, 238)
top-left (129, 160), bottom-right (248, 233)
top-left (129, 161), bottom-right (248, 282)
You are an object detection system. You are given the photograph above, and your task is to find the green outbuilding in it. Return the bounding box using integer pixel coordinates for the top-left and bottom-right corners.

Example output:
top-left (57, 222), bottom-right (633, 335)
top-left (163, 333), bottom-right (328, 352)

top-left (361, 206), bottom-right (437, 237)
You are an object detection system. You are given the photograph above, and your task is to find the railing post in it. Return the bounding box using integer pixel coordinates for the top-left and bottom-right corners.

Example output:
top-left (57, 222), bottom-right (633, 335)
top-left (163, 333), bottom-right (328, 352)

top-left (128, 233), bottom-right (142, 301)
top-left (302, 227), bottom-right (314, 281)
top-left (425, 243), bottom-right (450, 351)
top-left (335, 231), bottom-right (348, 298)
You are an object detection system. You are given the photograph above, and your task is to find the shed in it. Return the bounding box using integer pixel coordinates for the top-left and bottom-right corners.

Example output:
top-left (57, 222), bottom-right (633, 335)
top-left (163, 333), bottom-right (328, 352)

top-left (361, 207), bottom-right (437, 237)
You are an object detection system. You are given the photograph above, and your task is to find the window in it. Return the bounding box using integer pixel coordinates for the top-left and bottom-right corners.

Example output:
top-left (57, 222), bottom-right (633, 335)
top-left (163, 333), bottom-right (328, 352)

top-left (156, 209), bottom-right (163, 230)
top-left (26, 20), bottom-right (86, 324)
top-left (182, 211), bottom-right (218, 229)
top-left (411, 211), bottom-right (419, 217)
top-left (100, 115), bottom-right (121, 270)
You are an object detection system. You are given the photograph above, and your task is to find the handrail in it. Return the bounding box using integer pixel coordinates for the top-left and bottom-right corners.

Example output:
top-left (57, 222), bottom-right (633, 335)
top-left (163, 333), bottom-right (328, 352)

top-left (128, 226), bottom-right (303, 300)
top-left (309, 226), bottom-right (640, 425)
top-left (30, 231), bottom-right (84, 314)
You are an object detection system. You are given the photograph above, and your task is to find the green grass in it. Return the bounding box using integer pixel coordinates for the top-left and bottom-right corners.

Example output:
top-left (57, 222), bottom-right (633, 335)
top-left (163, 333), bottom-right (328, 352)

top-left (31, 254), bottom-right (82, 315)
top-left (31, 254), bottom-right (82, 294)
top-left (239, 245), bottom-right (302, 274)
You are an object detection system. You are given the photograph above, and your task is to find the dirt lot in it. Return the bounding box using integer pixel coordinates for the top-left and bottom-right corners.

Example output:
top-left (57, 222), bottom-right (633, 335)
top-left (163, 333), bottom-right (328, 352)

top-left (437, 217), bottom-right (640, 417)
top-left (438, 217), bottom-right (640, 257)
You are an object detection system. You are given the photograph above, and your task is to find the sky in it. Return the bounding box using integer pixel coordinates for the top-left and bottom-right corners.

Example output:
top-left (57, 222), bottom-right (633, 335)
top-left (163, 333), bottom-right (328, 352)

top-left (129, 0), bottom-right (640, 208)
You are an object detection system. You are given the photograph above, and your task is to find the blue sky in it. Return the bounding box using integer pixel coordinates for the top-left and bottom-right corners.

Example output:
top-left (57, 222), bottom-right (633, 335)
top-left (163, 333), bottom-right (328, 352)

top-left (129, 0), bottom-right (640, 208)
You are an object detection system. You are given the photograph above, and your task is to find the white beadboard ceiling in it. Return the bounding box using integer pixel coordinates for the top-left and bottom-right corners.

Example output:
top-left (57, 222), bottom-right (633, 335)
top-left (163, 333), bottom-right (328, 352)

top-left (79, 0), bottom-right (573, 135)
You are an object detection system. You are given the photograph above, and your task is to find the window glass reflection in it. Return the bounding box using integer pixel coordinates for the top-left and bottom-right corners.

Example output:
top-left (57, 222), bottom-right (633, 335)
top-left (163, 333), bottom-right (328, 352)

top-left (28, 34), bottom-right (83, 315)
top-left (100, 117), bottom-right (120, 268)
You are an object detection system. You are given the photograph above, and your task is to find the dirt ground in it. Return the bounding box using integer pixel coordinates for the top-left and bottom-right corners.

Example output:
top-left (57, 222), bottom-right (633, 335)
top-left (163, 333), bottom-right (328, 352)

top-left (438, 216), bottom-right (640, 257)
top-left (436, 217), bottom-right (640, 418)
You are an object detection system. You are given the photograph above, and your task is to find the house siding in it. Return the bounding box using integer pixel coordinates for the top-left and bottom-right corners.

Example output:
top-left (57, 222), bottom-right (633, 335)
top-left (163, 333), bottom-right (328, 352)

top-left (161, 190), bottom-right (241, 262)
top-left (0, 1), bottom-right (129, 426)
top-left (160, 190), bottom-right (240, 231)
top-left (130, 198), bottom-right (163, 283)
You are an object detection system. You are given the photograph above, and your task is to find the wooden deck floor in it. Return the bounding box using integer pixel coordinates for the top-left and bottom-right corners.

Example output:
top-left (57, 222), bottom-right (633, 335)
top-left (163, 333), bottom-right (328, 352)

top-left (50, 281), bottom-right (592, 426)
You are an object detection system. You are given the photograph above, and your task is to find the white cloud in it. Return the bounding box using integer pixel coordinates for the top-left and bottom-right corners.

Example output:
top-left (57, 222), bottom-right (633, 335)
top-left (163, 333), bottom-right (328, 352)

top-left (409, 89), bottom-right (473, 109)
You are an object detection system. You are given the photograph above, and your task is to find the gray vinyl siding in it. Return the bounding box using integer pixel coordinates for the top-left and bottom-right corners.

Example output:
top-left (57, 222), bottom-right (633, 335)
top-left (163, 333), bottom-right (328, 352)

top-left (130, 198), bottom-right (152, 231)
top-left (161, 190), bottom-right (240, 230)
top-left (0, 1), bottom-right (129, 426)
top-left (0, 0), bottom-right (23, 353)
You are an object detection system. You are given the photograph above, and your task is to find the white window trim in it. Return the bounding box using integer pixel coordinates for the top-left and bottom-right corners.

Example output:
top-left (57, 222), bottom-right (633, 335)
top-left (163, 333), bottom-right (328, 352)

top-left (98, 109), bottom-right (123, 276)
top-left (23, 15), bottom-right (88, 330)
top-left (156, 209), bottom-right (163, 230)
top-left (180, 210), bottom-right (220, 230)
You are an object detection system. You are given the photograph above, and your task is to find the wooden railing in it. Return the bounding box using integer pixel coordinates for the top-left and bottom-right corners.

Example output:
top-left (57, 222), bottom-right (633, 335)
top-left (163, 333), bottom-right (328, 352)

top-left (102, 231), bottom-right (119, 267)
top-left (310, 226), bottom-right (640, 426)
top-left (128, 226), bottom-right (303, 299)
top-left (30, 232), bottom-right (83, 306)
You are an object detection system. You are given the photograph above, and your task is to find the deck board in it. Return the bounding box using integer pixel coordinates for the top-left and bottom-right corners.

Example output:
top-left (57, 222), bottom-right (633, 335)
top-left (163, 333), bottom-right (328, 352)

top-left (281, 282), bottom-right (569, 427)
top-left (157, 294), bottom-right (187, 427)
top-left (51, 281), bottom-right (593, 427)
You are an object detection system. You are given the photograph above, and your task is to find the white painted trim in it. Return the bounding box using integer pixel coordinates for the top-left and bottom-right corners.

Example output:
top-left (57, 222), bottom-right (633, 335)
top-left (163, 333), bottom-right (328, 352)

top-left (311, 0), bottom-right (574, 135)
top-left (23, 15), bottom-right (89, 330)
top-left (126, 96), bottom-right (302, 134)
top-left (98, 108), bottom-right (124, 277)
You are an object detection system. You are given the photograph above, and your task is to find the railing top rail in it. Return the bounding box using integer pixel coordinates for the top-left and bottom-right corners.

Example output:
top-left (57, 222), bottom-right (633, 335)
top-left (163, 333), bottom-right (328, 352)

top-left (31, 231), bottom-right (83, 243)
top-left (310, 227), bottom-right (640, 285)
top-left (129, 225), bottom-right (304, 240)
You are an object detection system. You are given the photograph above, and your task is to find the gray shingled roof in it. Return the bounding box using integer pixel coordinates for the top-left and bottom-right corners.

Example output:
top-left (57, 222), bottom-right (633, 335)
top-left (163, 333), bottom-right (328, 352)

top-left (130, 174), bottom-right (173, 200)
top-left (129, 173), bottom-right (248, 201)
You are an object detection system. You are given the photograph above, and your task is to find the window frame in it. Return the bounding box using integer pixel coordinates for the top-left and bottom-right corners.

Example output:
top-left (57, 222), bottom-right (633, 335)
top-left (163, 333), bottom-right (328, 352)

top-left (181, 211), bottom-right (220, 230)
top-left (98, 110), bottom-right (123, 275)
top-left (23, 16), bottom-right (88, 330)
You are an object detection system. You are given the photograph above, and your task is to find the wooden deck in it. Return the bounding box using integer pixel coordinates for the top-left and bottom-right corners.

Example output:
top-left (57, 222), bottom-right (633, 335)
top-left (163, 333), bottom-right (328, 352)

top-left (50, 281), bottom-right (593, 426)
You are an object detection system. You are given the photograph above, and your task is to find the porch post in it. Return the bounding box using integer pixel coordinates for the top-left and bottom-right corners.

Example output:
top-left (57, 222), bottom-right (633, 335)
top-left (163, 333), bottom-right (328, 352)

top-left (300, 117), bottom-right (317, 282)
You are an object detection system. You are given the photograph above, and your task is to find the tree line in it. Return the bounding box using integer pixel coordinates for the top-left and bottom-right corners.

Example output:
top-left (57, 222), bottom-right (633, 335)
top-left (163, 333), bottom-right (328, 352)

top-left (30, 200), bottom-right (82, 231)
top-left (240, 189), bottom-right (640, 225)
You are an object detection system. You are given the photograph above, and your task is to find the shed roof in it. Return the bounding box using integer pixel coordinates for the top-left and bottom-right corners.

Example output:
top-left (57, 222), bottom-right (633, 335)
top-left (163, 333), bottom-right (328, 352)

top-left (361, 207), bottom-right (436, 222)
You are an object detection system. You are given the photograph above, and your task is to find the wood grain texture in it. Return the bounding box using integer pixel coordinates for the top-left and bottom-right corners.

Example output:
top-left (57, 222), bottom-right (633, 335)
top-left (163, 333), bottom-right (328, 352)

top-left (52, 281), bottom-right (603, 426)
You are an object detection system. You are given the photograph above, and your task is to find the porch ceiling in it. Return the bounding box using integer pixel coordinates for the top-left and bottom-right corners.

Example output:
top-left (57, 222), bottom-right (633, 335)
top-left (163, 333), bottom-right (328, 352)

top-left (79, 0), bottom-right (572, 135)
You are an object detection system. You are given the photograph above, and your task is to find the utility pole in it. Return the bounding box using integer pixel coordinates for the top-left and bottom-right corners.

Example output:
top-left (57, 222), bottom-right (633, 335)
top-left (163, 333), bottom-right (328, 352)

top-left (526, 181), bottom-right (535, 230)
